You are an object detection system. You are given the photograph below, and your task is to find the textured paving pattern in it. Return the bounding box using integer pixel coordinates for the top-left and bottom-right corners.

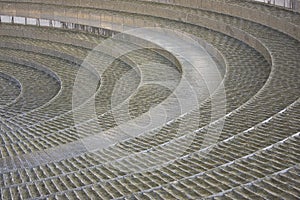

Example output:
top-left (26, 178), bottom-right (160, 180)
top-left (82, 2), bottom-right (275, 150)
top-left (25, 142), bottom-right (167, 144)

top-left (0, 0), bottom-right (299, 199)
top-left (0, 73), bottom-right (21, 108)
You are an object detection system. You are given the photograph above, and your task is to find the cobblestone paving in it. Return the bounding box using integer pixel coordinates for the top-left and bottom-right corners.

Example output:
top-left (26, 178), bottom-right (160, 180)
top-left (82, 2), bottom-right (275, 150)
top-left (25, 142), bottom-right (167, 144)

top-left (0, 0), bottom-right (299, 199)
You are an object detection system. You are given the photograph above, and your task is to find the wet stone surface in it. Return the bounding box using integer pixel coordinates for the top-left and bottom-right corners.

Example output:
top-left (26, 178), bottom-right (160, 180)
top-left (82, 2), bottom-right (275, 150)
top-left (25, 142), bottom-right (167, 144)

top-left (0, 0), bottom-right (299, 199)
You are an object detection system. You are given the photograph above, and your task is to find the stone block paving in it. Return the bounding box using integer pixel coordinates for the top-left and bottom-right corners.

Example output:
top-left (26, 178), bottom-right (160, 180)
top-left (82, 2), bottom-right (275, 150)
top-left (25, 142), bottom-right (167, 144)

top-left (0, 0), bottom-right (299, 199)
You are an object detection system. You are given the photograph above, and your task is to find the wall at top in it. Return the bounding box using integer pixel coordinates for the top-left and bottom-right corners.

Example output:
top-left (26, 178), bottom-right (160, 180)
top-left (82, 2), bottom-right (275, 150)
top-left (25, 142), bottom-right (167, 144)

top-left (252, 0), bottom-right (300, 12)
top-left (0, 0), bottom-right (298, 42)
